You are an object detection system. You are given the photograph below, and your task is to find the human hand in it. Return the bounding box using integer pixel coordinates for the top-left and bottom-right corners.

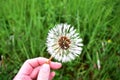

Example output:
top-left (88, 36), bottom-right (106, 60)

top-left (13, 57), bottom-right (62, 80)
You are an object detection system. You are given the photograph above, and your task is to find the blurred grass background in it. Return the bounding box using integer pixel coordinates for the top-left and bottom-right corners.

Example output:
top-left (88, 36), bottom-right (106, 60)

top-left (0, 0), bottom-right (120, 80)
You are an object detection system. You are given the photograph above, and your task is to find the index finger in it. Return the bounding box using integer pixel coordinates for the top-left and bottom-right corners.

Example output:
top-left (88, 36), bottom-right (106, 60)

top-left (18, 57), bottom-right (62, 75)
top-left (25, 57), bottom-right (48, 68)
top-left (25, 57), bottom-right (62, 69)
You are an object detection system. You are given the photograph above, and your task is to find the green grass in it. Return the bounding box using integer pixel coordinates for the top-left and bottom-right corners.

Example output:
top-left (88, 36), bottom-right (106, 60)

top-left (0, 0), bottom-right (120, 80)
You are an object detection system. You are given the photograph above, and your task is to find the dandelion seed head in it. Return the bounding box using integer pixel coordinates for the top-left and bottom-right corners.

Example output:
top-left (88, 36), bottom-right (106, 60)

top-left (46, 23), bottom-right (83, 62)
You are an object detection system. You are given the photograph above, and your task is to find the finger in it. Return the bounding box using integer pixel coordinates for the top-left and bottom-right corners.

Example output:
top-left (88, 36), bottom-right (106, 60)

top-left (37, 64), bottom-right (50, 80)
top-left (30, 62), bottom-right (61, 79)
top-left (30, 66), bottom-right (40, 79)
top-left (49, 72), bottom-right (55, 80)
top-left (25, 57), bottom-right (48, 68)
top-left (24, 57), bottom-right (62, 70)
top-left (25, 57), bottom-right (62, 69)
top-left (50, 62), bottom-right (62, 70)
top-left (17, 57), bottom-right (48, 75)
top-left (17, 57), bottom-right (62, 76)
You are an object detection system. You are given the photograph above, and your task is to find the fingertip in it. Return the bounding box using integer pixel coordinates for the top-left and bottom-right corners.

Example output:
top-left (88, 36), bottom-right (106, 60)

top-left (37, 64), bottom-right (50, 80)
top-left (49, 72), bottom-right (55, 80)
top-left (42, 63), bottom-right (50, 68)
top-left (51, 71), bottom-right (55, 77)
top-left (41, 64), bottom-right (50, 73)
top-left (50, 62), bottom-right (62, 69)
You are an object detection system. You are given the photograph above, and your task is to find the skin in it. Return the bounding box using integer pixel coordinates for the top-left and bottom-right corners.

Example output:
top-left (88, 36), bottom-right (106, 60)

top-left (13, 57), bottom-right (62, 80)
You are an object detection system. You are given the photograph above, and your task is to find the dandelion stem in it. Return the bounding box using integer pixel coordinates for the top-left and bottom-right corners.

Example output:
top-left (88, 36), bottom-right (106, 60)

top-left (46, 56), bottom-right (53, 64)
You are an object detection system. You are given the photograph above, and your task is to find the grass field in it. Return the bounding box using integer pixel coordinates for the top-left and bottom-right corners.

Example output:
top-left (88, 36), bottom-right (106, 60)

top-left (0, 0), bottom-right (120, 80)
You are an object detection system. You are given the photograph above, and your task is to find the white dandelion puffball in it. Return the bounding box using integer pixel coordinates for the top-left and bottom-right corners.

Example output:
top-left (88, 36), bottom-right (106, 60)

top-left (46, 23), bottom-right (83, 62)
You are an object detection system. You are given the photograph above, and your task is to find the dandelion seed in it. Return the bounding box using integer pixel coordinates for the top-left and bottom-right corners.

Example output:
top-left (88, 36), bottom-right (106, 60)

top-left (46, 23), bottom-right (83, 62)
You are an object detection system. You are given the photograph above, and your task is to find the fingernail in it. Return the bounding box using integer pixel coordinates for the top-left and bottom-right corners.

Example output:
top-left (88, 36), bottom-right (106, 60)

top-left (55, 62), bottom-right (62, 66)
top-left (54, 62), bottom-right (62, 68)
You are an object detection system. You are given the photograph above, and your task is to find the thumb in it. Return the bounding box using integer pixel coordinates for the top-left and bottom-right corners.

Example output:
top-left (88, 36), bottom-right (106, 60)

top-left (37, 64), bottom-right (50, 80)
